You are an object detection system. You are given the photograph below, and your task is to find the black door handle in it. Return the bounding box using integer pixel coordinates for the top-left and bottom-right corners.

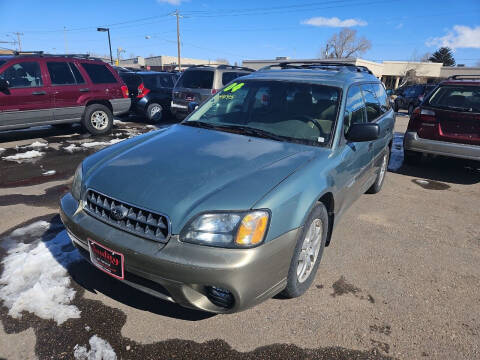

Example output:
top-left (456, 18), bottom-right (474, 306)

top-left (79, 88), bottom-right (90, 92)
top-left (32, 91), bottom-right (46, 95)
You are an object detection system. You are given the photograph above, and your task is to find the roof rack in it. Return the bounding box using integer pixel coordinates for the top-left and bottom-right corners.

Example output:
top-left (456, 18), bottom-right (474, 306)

top-left (448, 74), bottom-right (480, 80)
top-left (216, 64), bottom-right (255, 72)
top-left (185, 64), bottom-right (254, 72)
top-left (260, 61), bottom-right (373, 74)
top-left (13, 51), bottom-right (103, 61)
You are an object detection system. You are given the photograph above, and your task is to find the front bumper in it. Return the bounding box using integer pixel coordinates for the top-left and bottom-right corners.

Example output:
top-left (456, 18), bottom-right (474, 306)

top-left (404, 131), bottom-right (480, 161)
top-left (60, 193), bottom-right (298, 313)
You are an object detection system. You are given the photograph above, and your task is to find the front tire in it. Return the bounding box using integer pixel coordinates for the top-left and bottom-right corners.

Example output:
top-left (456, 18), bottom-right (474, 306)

top-left (367, 148), bottom-right (390, 194)
top-left (282, 203), bottom-right (328, 298)
top-left (146, 103), bottom-right (163, 124)
top-left (82, 104), bottom-right (113, 135)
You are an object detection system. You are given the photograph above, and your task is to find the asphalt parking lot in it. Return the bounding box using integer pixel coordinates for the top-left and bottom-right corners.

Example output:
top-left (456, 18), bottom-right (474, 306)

top-left (0, 113), bottom-right (479, 360)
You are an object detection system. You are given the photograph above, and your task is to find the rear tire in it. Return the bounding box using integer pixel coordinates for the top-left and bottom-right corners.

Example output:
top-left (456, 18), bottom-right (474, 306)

top-left (404, 149), bottom-right (422, 165)
top-left (146, 103), bottom-right (163, 124)
top-left (367, 148), bottom-right (390, 194)
top-left (394, 102), bottom-right (399, 112)
top-left (282, 203), bottom-right (328, 299)
top-left (82, 104), bottom-right (113, 136)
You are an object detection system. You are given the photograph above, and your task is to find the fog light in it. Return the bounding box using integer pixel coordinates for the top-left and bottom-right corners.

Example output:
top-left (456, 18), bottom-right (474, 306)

top-left (205, 286), bottom-right (234, 309)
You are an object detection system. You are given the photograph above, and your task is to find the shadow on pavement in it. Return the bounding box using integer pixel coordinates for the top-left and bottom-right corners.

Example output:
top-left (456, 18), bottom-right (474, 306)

top-left (388, 131), bottom-right (480, 185)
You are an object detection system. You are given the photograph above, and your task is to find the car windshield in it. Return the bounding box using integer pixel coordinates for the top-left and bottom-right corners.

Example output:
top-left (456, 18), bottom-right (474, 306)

top-left (427, 85), bottom-right (480, 112)
top-left (183, 80), bottom-right (340, 146)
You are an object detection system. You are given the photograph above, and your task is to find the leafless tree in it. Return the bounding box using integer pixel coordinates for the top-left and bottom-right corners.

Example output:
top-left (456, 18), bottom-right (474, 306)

top-left (320, 28), bottom-right (371, 59)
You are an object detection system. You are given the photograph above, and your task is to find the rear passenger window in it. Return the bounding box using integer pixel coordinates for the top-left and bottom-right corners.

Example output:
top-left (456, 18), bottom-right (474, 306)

top-left (372, 83), bottom-right (389, 113)
top-left (344, 85), bottom-right (366, 135)
top-left (81, 63), bottom-right (117, 84)
top-left (47, 62), bottom-right (76, 85)
top-left (1, 62), bottom-right (43, 88)
top-left (70, 63), bottom-right (85, 84)
top-left (361, 84), bottom-right (382, 122)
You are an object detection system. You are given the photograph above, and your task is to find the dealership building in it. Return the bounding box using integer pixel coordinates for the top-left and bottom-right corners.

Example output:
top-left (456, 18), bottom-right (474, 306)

top-left (119, 55), bottom-right (227, 71)
top-left (242, 57), bottom-right (480, 89)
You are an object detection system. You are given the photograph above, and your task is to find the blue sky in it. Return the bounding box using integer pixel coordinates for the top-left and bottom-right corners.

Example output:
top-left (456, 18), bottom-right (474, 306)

top-left (1, 0), bottom-right (479, 65)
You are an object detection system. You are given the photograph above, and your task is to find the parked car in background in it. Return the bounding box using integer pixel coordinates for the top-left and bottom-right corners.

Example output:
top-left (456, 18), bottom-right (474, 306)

top-left (404, 75), bottom-right (480, 163)
top-left (60, 61), bottom-right (394, 313)
top-left (118, 71), bottom-right (178, 123)
top-left (394, 83), bottom-right (437, 114)
top-left (171, 64), bottom-right (254, 119)
top-left (0, 52), bottom-right (130, 135)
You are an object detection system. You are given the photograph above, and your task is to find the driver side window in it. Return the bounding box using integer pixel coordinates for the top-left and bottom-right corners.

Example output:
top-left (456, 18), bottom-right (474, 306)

top-left (344, 85), bottom-right (366, 136)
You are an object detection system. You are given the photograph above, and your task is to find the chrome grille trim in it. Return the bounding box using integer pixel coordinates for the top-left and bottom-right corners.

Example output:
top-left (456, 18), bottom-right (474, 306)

top-left (83, 189), bottom-right (171, 243)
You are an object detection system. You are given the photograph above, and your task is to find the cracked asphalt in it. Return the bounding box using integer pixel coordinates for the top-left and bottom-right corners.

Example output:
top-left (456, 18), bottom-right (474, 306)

top-left (0, 113), bottom-right (479, 359)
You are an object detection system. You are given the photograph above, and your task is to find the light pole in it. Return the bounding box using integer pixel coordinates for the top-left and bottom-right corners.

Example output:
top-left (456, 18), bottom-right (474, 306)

top-left (97, 27), bottom-right (113, 64)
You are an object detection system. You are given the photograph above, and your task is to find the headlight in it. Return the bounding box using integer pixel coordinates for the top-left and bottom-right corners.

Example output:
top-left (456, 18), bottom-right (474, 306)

top-left (71, 163), bottom-right (83, 200)
top-left (180, 210), bottom-right (270, 248)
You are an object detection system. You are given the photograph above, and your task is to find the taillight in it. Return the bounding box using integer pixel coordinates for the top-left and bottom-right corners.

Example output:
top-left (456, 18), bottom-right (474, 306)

top-left (408, 107), bottom-right (436, 131)
top-left (137, 83), bottom-right (150, 98)
top-left (121, 85), bottom-right (129, 98)
top-left (211, 88), bottom-right (218, 95)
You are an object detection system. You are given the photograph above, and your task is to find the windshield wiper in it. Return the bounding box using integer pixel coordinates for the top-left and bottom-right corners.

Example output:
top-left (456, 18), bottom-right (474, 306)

top-left (437, 105), bottom-right (473, 112)
top-left (181, 120), bottom-right (217, 129)
top-left (215, 125), bottom-right (286, 141)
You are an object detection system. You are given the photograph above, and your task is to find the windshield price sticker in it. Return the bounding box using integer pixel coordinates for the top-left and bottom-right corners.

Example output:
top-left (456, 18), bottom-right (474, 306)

top-left (219, 94), bottom-right (234, 100)
top-left (223, 82), bottom-right (245, 93)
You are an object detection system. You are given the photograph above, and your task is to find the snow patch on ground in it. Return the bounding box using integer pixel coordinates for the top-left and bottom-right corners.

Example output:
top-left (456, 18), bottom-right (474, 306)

top-left (388, 133), bottom-right (404, 172)
top-left (81, 138), bottom-right (124, 148)
top-left (74, 335), bottom-right (117, 360)
top-left (28, 141), bottom-right (48, 148)
top-left (0, 221), bottom-right (82, 325)
top-left (2, 150), bottom-right (44, 162)
top-left (42, 170), bottom-right (56, 176)
top-left (0, 148), bottom-right (5, 154)
top-left (64, 144), bottom-right (85, 153)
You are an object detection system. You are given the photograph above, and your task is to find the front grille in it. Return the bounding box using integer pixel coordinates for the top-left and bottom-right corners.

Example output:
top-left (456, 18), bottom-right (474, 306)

top-left (84, 189), bottom-right (170, 243)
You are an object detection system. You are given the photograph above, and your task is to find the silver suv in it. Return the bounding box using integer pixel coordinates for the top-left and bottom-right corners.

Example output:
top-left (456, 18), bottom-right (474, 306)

top-left (171, 64), bottom-right (254, 119)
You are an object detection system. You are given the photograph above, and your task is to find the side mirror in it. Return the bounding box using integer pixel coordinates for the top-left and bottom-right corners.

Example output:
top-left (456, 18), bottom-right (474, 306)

top-left (346, 123), bottom-right (380, 142)
top-left (0, 78), bottom-right (9, 91)
top-left (188, 101), bottom-right (199, 113)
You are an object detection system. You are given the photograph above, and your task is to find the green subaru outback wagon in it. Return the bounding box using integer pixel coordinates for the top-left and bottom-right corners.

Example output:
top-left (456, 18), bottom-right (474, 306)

top-left (60, 61), bottom-right (394, 313)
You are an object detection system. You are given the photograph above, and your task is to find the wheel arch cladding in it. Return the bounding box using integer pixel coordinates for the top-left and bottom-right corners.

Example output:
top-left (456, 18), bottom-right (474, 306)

top-left (85, 100), bottom-right (113, 114)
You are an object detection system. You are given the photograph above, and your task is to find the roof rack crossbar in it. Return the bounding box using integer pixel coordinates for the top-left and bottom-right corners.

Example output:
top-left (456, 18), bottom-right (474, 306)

top-left (216, 64), bottom-right (255, 72)
top-left (259, 61), bottom-right (373, 74)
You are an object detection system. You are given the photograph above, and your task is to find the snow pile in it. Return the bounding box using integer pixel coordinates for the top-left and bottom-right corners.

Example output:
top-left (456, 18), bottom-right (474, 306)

top-left (0, 221), bottom-right (82, 325)
top-left (64, 144), bottom-right (84, 153)
top-left (28, 141), bottom-right (48, 149)
top-left (42, 170), bottom-right (56, 176)
top-left (0, 148), bottom-right (5, 154)
top-left (388, 133), bottom-right (404, 171)
top-left (2, 150), bottom-right (44, 162)
top-left (81, 138), bottom-right (123, 148)
top-left (74, 335), bottom-right (117, 360)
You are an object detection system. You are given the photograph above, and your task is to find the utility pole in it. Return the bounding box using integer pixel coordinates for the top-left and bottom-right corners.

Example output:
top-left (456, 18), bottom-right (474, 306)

top-left (172, 10), bottom-right (183, 71)
top-left (64, 27), bottom-right (68, 54)
top-left (12, 32), bottom-right (23, 51)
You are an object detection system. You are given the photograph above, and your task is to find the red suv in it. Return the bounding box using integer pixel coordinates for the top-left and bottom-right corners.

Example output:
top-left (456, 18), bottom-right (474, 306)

top-left (0, 52), bottom-right (130, 135)
top-left (404, 75), bottom-right (480, 163)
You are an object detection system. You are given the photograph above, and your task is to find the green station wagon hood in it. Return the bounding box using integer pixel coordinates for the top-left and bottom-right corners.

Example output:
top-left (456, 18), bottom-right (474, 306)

top-left (84, 124), bottom-right (315, 233)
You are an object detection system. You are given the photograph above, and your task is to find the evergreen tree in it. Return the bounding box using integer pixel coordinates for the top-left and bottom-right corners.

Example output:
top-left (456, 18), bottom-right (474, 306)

top-left (429, 47), bottom-right (456, 66)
